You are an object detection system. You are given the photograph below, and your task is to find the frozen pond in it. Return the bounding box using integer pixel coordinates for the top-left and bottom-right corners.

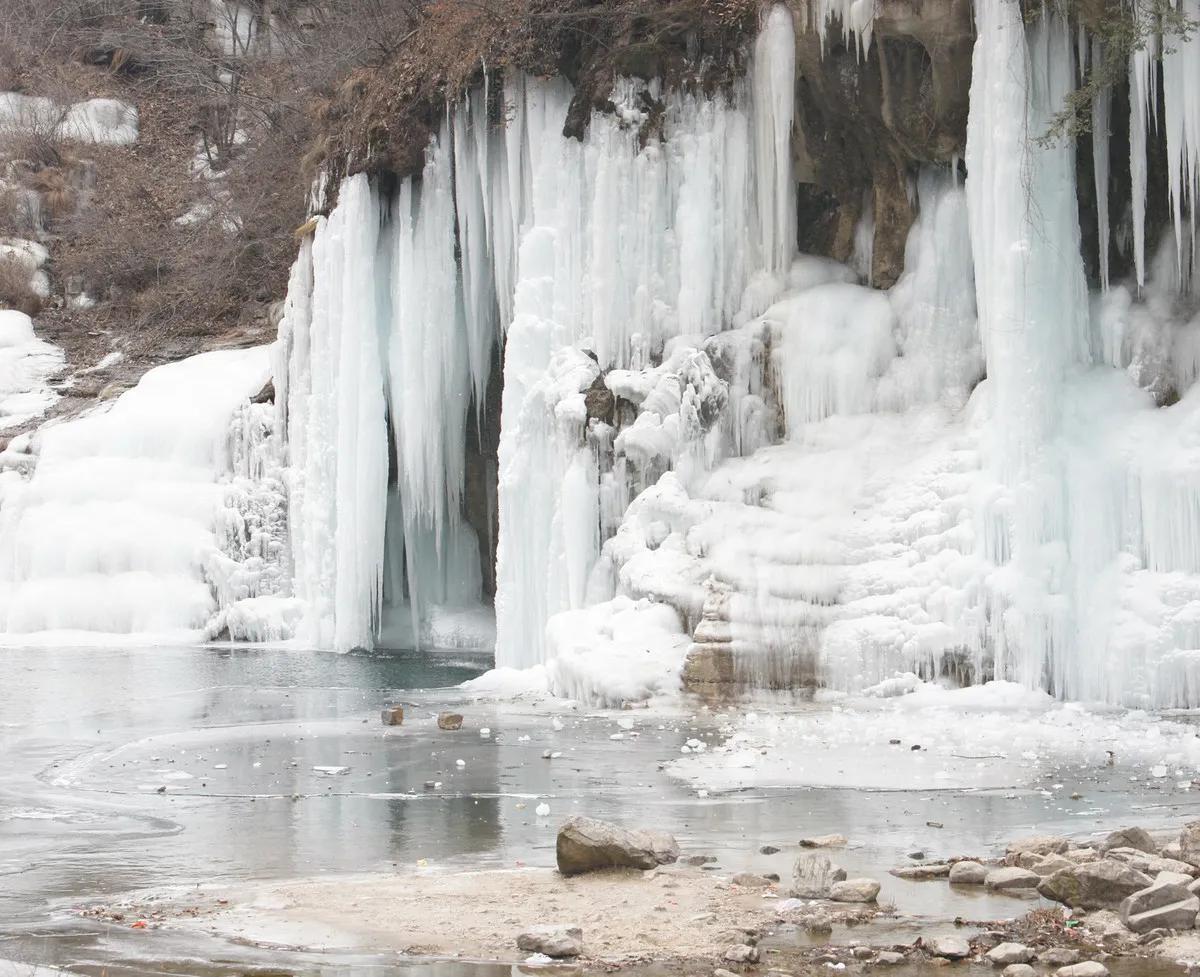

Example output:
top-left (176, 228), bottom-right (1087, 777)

top-left (3, 646), bottom-right (1200, 975)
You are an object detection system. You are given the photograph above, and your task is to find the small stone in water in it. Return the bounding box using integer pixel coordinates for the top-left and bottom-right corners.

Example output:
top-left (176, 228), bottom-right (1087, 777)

top-left (455, 759), bottom-right (465, 768)
top-left (536, 802), bottom-right (550, 817)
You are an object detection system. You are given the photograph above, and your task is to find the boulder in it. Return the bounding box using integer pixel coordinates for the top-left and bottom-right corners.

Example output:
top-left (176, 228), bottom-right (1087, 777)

top-left (876, 951), bottom-right (905, 965)
top-left (800, 834), bottom-right (848, 848)
top-left (1056, 963), bottom-right (1109, 977)
top-left (1119, 881), bottom-right (1199, 933)
top-left (986, 943), bottom-right (1034, 966)
top-left (381, 704), bottom-right (404, 725)
top-left (1034, 854), bottom-right (1074, 876)
top-left (830, 878), bottom-right (880, 903)
top-left (1006, 835), bottom-right (1069, 864)
top-left (948, 861), bottom-right (989, 885)
top-left (1039, 949), bottom-right (1080, 966)
top-left (929, 935), bottom-right (971, 960)
top-left (516, 924), bottom-right (582, 958)
top-left (791, 853), bottom-right (847, 898)
top-left (437, 712), bottom-right (463, 730)
top-left (1105, 848), bottom-right (1193, 876)
top-left (1064, 848), bottom-right (1101, 865)
top-left (1100, 827), bottom-right (1157, 854)
top-left (1003, 967), bottom-right (1036, 977)
top-left (890, 863), bottom-right (951, 880)
top-left (732, 872), bottom-right (772, 888)
top-left (1037, 859), bottom-right (1154, 909)
top-left (555, 817), bottom-right (679, 875)
top-left (1156, 871), bottom-right (1193, 887)
top-left (1179, 820), bottom-right (1200, 868)
top-left (985, 867), bottom-right (1040, 891)
top-left (723, 945), bottom-right (759, 963)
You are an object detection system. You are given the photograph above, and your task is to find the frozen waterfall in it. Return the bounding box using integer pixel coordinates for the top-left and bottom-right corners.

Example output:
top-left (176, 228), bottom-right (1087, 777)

top-left (11, 0), bottom-right (1200, 710)
top-left (0, 347), bottom-right (281, 642)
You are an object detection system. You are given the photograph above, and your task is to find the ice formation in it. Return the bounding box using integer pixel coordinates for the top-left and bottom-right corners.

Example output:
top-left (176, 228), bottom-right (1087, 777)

top-left (9, 0), bottom-right (1200, 713)
top-left (0, 347), bottom-right (279, 642)
top-left (0, 310), bottom-right (63, 431)
top-left (252, 0), bottom-right (1200, 708)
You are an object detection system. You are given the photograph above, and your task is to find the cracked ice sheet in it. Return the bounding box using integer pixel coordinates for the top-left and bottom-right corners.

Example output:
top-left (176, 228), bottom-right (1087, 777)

top-left (667, 677), bottom-right (1200, 792)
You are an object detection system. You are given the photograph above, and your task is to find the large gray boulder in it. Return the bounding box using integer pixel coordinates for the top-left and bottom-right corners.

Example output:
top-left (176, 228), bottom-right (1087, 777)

top-left (1119, 881), bottom-right (1200, 933)
top-left (1038, 859), bottom-right (1153, 910)
top-left (986, 943), bottom-right (1034, 966)
top-left (929, 935), bottom-right (971, 960)
top-left (1005, 835), bottom-right (1069, 864)
top-left (791, 852), bottom-right (847, 898)
top-left (517, 924), bottom-right (583, 958)
top-left (949, 860), bottom-right (989, 885)
top-left (830, 878), bottom-right (880, 903)
top-left (1100, 827), bottom-right (1157, 854)
top-left (1105, 847), bottom-right (1194, 877)
top-left (986, 866), bottom-right (1040, 891)
top-left (1033, 854), bottom-right (1073, 876)
top-left (555, 817), bottom-right (678, 875)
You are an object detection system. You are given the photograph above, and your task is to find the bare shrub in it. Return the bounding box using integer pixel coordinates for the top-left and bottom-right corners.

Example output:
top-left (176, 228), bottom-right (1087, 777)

top-left (0, 256), bottom-right (43, 317)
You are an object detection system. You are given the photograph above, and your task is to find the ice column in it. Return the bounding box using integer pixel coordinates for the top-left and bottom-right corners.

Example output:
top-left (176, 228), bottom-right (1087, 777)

top-left (753, 4), bottom-right (797, 274)
top-left (966, 2), bottom-right (1090, 692)
top-left (280, 175), bottom-right (389, 652)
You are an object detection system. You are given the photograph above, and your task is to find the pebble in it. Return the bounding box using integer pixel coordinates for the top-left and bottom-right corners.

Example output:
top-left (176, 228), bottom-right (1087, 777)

top-left (760, 845), bottom-right (781, 855)
top-left (875, 951), bottom-right (905, 965)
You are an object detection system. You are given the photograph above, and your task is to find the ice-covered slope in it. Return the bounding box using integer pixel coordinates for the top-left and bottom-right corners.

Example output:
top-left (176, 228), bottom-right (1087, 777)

top-left (0, 346), bottom-right (281, 643)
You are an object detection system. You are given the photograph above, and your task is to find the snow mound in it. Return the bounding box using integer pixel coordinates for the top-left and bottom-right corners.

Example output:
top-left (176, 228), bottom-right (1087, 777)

top-left (0, 93), bottom-right (138, 145)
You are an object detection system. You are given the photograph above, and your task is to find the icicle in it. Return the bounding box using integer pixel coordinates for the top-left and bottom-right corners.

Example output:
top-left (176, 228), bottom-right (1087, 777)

top-left (1130, 36), bottom-right (1159, 289)
top-left (752, 4), bottom-right (797, 275)
top-left (1161, 0), bottom-right (1200, 286)
top-left (1092, 38), bottom-right (1112, 291)
top-left (452, 88), bottom-right (500, 415)
top-left (812, 0), bottom-right (874, 57)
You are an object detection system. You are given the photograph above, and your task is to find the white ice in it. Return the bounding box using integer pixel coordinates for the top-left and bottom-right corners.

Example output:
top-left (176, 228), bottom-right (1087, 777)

top-left (0, 346), bottom-right (271, 641)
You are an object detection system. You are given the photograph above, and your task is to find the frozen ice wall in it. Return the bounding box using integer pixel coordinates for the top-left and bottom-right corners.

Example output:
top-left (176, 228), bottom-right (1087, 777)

top-left (274, 6), bottom-right (799, 659)
top-left (269, 0), bottom-right (1200, 707)
top-left (0, 347), bottom-right (274, 642)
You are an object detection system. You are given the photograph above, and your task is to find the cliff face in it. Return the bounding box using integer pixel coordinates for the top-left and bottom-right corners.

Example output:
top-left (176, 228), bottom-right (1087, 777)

top-left (788, 0), bottom-right (975, 286)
